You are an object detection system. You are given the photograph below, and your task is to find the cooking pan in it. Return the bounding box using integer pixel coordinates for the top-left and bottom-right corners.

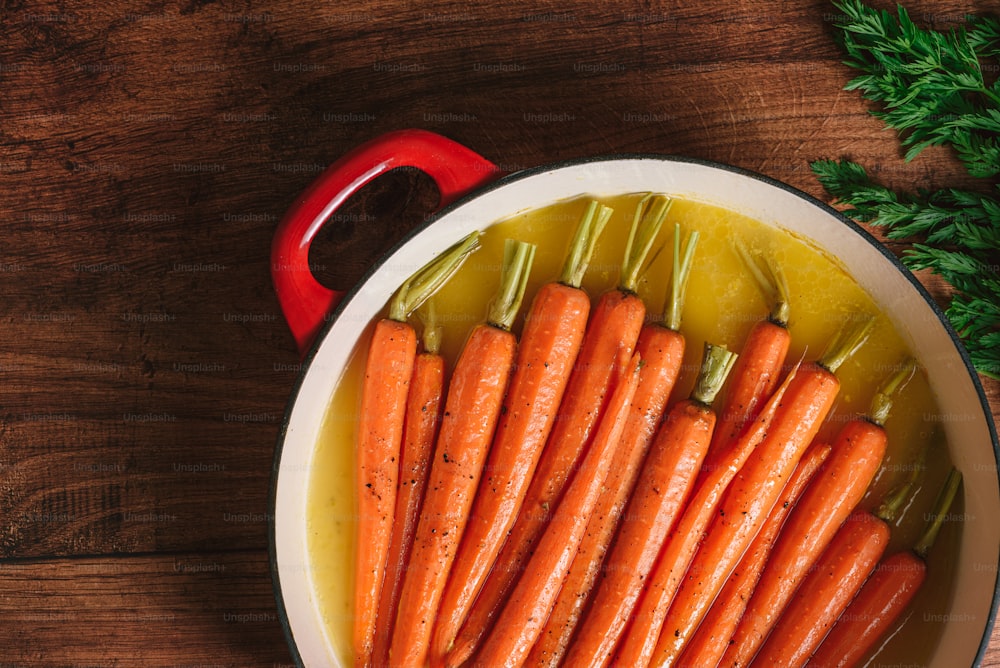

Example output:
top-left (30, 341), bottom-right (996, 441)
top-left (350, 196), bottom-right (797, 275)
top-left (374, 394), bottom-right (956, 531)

top-left (268, 129), bottom-right (999, 667)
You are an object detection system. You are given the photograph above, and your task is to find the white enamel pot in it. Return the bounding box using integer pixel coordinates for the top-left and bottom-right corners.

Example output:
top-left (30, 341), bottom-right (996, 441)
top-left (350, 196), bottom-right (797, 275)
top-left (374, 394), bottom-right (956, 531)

top-left (268, 129), bottom-right (999, 667)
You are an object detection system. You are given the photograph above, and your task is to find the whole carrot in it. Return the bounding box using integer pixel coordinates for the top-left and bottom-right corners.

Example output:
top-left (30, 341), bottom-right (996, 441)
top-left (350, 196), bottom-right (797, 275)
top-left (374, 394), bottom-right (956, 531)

top-left (388, 239), bottom-right (536, 668)
top-left (353, 232), bottom-right (479, 668)
top-left (707, 245), bottom-right (791, 460)
top-left (748, 511), bottom-right (891, 667)
top-left (472, 353), bottom-right (643, 668)
top-left (723, 358), bottom-right (917, 666)
top-left (523, 219), bottom-right (699, 668)
top-left (371, 305), bottom-right (446, 668)
top-left (809, 468), bottom-right (962, 668)
top-left (440, 195), bottom-right (672, 667)
top-left (674, 440), bottom-right (832, 668)
top-left (431, 200), bottom-right (611, 666)
top-left (644, 316), bottom-right (875, 668)
top-left (562, 341), bottom-right (748, 668)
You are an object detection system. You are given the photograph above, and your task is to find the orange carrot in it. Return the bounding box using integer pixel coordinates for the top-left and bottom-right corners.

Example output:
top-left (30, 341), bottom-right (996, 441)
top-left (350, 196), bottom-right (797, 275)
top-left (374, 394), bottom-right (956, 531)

top-left (472, 353), bottom-right (643, 668)
top-left (353, 232), bottom-right (479, 668)
top-left (748, 511), bottom-right (892, 667)
top-left (723, 358), bottom-right (917, 666)
top-left (708, 245), bottom-right (791, 460)
top-left (372, 306), bottom-right (446, 668)
top-left (440, 195), bottom-right (672, 667)
top-left (809, 468), bottom-right (962, 668)
top-left (675, 440), bottom-right (832, 668)
top-left (524, 222), bottom-right (703, 668)
top-left (640, 316), bottom-right (875, 668)
top-left (388, 239), bottom-right (535, 668)
top-left (429, 200), bottom-right (611, 667)
top-left (563, 342), bottom-right (753, 668)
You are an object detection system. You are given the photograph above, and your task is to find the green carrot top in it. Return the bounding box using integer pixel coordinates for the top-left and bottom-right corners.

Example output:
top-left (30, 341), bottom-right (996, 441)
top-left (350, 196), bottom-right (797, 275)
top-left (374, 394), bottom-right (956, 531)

top-left (389, 231), bottom-right (481, 323)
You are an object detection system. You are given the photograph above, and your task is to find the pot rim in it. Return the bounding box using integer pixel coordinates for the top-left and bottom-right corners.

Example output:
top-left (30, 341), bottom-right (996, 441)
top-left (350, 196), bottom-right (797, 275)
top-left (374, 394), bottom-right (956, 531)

top-left (268, 151), bottom-right (1000, 667)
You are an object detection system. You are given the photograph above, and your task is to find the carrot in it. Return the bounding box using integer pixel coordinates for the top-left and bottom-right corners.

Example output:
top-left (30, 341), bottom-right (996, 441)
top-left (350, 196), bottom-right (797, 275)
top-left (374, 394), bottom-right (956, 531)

top-left (809, 468), bottom-right (962, 668)
top-left (563, 341), bottom-right (750, 668)
top-left (640, 316), bottom-right (875, 668)
top-left (388, 239), bottom-right (536, 668)
top-left (353, 232), bottom-right (480, 668)
top-left (472, 353), bottom-right (643, 668)
top-left (748, 511), bottom-right (892, 667)
top-left (429, 200), bottom-right (611, 666)
top-left (371, 304), bottom-right (446, 668)
top-left (440, 195), bottom-right (673, 667)
top-left (722, 357), bottom-right (917, 666)
top-left (675, 440), bottom-right (832, 668)
top-left (523, 219), bottom-right (699, 668)
top-left (707, 245), bottom-right (791, 460)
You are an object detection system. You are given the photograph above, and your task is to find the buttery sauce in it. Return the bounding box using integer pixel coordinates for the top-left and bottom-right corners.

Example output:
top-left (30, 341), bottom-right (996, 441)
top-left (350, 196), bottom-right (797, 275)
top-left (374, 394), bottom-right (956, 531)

top-left (305, 193), bottom-right (959, 667)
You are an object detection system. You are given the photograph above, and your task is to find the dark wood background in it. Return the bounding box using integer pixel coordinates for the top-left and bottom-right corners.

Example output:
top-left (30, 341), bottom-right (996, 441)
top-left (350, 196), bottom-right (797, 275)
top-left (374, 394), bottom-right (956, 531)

top-left (1, 0), bottom-right (997, 664)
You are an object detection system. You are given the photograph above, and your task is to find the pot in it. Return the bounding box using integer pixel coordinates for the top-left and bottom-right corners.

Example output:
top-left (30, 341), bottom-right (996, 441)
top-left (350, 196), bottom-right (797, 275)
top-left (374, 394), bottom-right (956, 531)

top-left (268, 129), bottom-right (999, 667)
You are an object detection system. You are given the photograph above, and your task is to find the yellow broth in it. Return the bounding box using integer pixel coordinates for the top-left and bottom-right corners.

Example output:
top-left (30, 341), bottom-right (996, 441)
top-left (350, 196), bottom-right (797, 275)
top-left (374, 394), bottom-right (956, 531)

top-left (305, 193), bottom-right (959, 666)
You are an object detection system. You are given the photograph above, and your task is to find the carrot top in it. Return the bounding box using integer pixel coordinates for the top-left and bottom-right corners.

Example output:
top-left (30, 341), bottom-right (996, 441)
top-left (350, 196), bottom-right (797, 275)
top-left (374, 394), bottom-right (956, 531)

top-left (620, 194), bottom-right (673, 294)
top-left (418, 300), bottom-right (443, 356)
top-left (817, 314), bottom-right (876, 374)
top-left (691, 342), bottom-right (739, 407)
top-left (560, 200), bottom-right (614, 288)
top-left (389, 231), bottom-right (481, 322)
top-left (660, 222), bottom-right (700, 332)
top-left (734, 242), bottom-right (790, 327)
top-left (913, 467), bottom-right (962, 559)
top-left (876, 442), bottom-right (928, 524)
top-left (868, 358), bottom-right (917, 426)
top-left (487, 239), bottom-right (537, 331)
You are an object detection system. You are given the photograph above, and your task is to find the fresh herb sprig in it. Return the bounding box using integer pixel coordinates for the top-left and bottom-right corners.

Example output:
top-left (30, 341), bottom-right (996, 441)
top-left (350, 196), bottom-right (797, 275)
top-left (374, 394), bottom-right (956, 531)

top-left (812, 0), bottom-right (1000, 380)
top-left (828, 0), bottom-right (1000, 177)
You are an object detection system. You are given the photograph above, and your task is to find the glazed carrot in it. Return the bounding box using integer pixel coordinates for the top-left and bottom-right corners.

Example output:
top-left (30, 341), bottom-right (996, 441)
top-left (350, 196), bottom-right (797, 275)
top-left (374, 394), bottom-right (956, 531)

top-left (353, 232), bottom-right (479, 668)
top-left (748, 511), bottom-right (892, 667)
top-left (643, 316), bottom-right (875, 668)
top-left (473, 353), bottom-right (643, 668)
top-left (523, 219), bottom-right (699, 668)
top-left (722, 358), bottom-right (917, 666)
top-left (429, 200), bottom-right (611, 666)
top-left (371, 305), bottom-right (446, 668)
top-left (440, 195), bottom-right (672, 667)
top-left (809, 468), bottom-right (962, 668)
top-left (564, 343), bottom-right (763, 668)
top-left (675, 440), bottom-right (832, 668)
top-left (388, 239), bottom-right (535, 668)
top-left (707, 245), bottom-right (791, 460)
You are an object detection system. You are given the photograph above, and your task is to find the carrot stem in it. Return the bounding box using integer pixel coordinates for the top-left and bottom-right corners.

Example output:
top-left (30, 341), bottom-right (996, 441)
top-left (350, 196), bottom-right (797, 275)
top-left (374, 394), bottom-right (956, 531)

top-left (876, 443), bottom-right (928, 524)
top-left (665, 222), bottom-right (699, 331)
top-left (621, 194), bottom-right (673, 293)
top-left (389, 231), bottom-right (480, 322)
top-left (487, 239), bottom-right (537, 331)
top-left (914, 467), bottom-right (962, 559)
top-left (691, 342), bottom-right (738, 407)
top-left (560, 199), bottom-right (613, 288)
top-left (420, 300), bottom-right (442, 356)
top-left (868, 357), bottom-right (917, 426)
top-left (734, 242), bottom-right (790, 326)
top-left (818, 314), bottom-right (875, 374)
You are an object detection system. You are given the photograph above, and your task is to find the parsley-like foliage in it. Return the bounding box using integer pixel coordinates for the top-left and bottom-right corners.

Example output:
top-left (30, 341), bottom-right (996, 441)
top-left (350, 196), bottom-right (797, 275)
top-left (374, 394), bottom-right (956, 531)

top-left (812, 0), bottom-right (1000, 379)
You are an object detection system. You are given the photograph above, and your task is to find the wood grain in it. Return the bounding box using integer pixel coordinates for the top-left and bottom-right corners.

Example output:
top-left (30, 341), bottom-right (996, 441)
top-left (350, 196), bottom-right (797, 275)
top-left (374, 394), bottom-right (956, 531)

top-left (0, 0), bottom-right (997, 664)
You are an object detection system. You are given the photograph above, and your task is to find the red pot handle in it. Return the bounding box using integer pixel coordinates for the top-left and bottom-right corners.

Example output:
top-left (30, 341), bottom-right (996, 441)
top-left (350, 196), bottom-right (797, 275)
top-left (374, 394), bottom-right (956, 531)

top-left (271, 129), bottom-right (501, 356)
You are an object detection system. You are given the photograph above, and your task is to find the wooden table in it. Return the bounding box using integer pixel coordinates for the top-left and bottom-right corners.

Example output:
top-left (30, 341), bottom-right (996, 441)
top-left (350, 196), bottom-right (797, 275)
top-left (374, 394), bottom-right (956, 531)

top-left (1, 0), bottom-right (997, 664)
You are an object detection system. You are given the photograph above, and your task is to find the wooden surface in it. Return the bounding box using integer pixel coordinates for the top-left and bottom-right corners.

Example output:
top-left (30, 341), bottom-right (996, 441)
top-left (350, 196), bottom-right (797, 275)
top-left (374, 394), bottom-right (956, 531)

top-left (1, 0), bottom-right (997, 665)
